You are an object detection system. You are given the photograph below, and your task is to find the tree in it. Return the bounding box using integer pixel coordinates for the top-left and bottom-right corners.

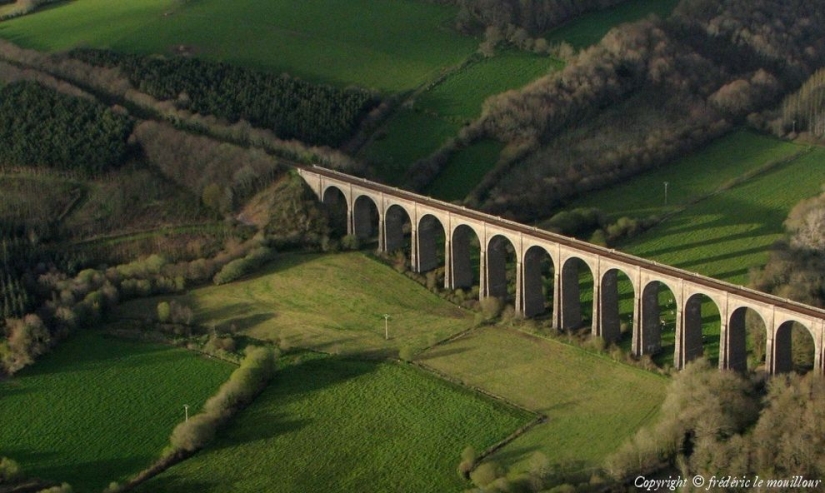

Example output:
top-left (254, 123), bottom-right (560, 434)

top-left (157, 301), bottom-right (171, 323)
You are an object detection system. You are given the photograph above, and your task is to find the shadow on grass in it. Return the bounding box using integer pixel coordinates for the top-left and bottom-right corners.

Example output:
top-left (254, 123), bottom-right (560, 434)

top-left (416, 346), bottom-right (470, 361)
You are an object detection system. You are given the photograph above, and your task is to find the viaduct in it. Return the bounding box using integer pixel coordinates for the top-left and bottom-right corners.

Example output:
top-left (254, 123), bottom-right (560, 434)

top-left (297, 166), bottom-right (825, 375)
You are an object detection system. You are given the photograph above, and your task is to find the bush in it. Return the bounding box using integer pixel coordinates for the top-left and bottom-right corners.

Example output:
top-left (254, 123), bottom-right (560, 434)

top-left (470, 461), bottom-right (504, 488)
top-left (213, 246), bottom-right (276, 285)
top-left (157, 301), bottom-right (171, 323)
top-left (480, 296), bottom-right (504, 321)
top-left (0, 456), bottom-right (22, 483)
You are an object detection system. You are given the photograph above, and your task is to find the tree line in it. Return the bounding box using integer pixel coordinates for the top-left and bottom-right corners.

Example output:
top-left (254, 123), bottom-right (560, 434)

top-left (0, 81), bottom-right (134, 176)
top-left (429, 0), bottom-right (633, 35)
top-left (69, 49), bottom-right (379, 148)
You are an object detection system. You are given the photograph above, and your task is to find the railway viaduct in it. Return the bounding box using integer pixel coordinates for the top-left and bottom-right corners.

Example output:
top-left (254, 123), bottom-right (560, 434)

top-left (297, 166), bottom-right (825, 375)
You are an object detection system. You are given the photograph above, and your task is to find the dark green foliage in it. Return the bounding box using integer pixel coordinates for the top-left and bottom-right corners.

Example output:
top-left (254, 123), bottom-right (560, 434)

top-left (69, 49), bottom-right (377, 147)
top-left (545, 207), bottom-right (604, 238)
top-left (0, 82), bottom-right (133, 175)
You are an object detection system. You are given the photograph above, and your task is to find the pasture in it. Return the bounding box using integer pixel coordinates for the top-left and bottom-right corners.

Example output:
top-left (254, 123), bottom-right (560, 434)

top-left (418, 327), bottom-right (666, 477)
top-left (117, 252), bottom-right (476, 357)
top-left (623, 146), bottom-right (825, 285)
top-left (544, 0), bottom-right (680, 48)
top-left (363, 110), bottom-right (461, 185)
top-left (0, 0), bottom-right (476, 93)
top-left (425, 139), bottom-right (505, 201)
top-left (137, 354), bottom-right (531, 492)
top-left (0, 330), bottom-right (233, 492)
top-left (416, 51), bottom-right (563, 120)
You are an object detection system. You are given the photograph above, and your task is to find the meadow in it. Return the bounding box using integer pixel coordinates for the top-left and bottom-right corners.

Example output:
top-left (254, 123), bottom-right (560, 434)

top-left (117, 252), bottom-right (476, 357)
top-left (0, 330), bottom-right (233, 492)
top-left (419, 327), bottom-right (667, 477)
top-left (544, 0), bottom-right (680, 48)
top-left (425, 139), bottom-right (505, 201)
top-left (0, 0), bottom-right (476, 93)
top-left (137, 353), bottom-right (531, 492)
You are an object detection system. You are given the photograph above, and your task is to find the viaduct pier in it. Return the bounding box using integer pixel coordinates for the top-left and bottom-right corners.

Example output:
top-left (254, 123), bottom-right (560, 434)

top-left (297, 166), bottom-right (825, 375)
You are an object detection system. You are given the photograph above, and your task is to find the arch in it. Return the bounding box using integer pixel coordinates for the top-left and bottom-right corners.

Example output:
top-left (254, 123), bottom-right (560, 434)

top-left (523, 245), bottom-right (554, 318)
top-left (637, 280), bottom-right (677, 362)
top-left (599, 267), bottom-right (635, 344)
top-left (726, 306), bottom-right (767, 372)
top-left (681, 293), bottom-right (721, 367)
top-left (773, 320), bottom-right (816, 374)
top-left (322, 185), bottom-right (348, 237)
top-left (353, 195), bottom-right (379, 240)
top-left (417, 214), bottom-right (445, 273)
top-left (450, 224), bottom-right (480, 291)
top-left (384, 204), bottom-right (411, 254)
top-left (560, 256), bottom-right (595, 330)
top-left (486, 234), bottom-right (516, 300)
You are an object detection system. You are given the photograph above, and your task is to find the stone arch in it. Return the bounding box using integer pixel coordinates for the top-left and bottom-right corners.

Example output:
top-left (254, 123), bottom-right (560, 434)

top-left (599, 267), bottom-right (635, 344)
top-left (384, 204), bottom-right (411, 254)
top-left (523, 245), bottom-right (555, 318)
top-left (726, 306), bottom-right (767, 372)
top-left (322, 185), bottom-right (348, 237)
top-left (682, 293), bottom-right (721, 367)
top-left (353, 195), bottom-right (379, 240)
top-left (417, 214), bottom-right (445, 273)
top-left (450, 224), bottom-right (480, 290)
top-left (486, 234), bottom-right (517, 300)
top-left (773, 320), bottom-right (816, 374)
top-left (560, 256), bottom-right (595, 330)
top-left (637, 280), bottom-right (677, 359)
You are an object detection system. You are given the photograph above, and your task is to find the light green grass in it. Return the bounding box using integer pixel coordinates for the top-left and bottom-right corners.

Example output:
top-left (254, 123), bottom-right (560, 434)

top-left (118, 252), bottom-right (475, 357)
top-left (622, 147), bottom-right (825, 285)
top-left (0, 0), bottom-right (476, 92)
top-left (426, 139), bottom-right (505, 201)
top-left (417, 51), bottom-right (563, 120)
top-left (362, 110), bottom-right (461, 185)
top-left (0, 330), bottom-right (233, 492)
top-left (544, 0), bottom-right (680, 49)
top-left (138, 354), bottom-right (531, 492)
top-left (418, 327), bottom-right (666, 476)
top-left (563, 131), bottom-right (806, 223)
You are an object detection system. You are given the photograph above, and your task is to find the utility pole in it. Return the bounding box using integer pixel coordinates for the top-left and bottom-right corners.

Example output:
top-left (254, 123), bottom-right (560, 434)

top-left (184, 404), bottom-right (190, 422)
top-left (383, 314), bottom-right (390, 340)
top-left (664, 181), bottom-right (669, 205)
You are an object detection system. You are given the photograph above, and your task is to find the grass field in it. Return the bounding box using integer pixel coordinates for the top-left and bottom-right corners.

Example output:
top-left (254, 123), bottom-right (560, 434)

top-left (0, 330), bottom-right (233, 492)
top-left (138, 354), bottom-right (531, 492)
top-left (0, 0), bottom-right (476, 93)
top-left (363, 110), bottom-right (461, 185)
top-left (418, 327), bottom-right (666, 477)
top-left (623, 146), bottom-right (825, 285)
top-left (417, 51), bottom-right (563, 120)
top-left (544, 0), bottom-right (680, 48)
top-left (117, 252), bottom-right (476, 357)
top-left (426, 139), bottom-right (505, 201)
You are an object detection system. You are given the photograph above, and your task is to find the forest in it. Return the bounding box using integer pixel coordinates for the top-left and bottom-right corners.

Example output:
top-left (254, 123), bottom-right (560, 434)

top-left (69, 49), bottom-right (379, 148)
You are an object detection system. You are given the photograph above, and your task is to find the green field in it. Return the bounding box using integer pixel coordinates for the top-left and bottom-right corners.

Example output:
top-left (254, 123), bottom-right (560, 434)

top-left (419, 327), bottom-right (666, 477)
top-left (0, 330), bottom-right (233, 492)
top-left (624, 146), bottom-right (825, 285)
top-left (363, 110), bottom-right (461, 185)
top-left (417, 51), bottom-right (563, 120)
top-left (544, 0), bottom-right (680, 48)
top-left (0, 0), bottom-right (476, 92)
top-left (138, 354), bottom-right (531, 492)
top-left (118, 252), bottom-right (475, 357)
top-left (426, 139), bottom-right (505, 201)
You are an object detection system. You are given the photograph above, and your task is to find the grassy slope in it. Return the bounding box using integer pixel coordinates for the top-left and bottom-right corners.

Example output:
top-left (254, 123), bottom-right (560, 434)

top-left (139, 354), bottom-right (531, 492)
top-left (544, 0), bottom-right (680, 48)
top-left (0, 330), bottom-right (233, 492)
top-left (425, 139), bottom-right (505, 201)
top-left (419, 327), bottom-right (666, 475)
top-left (0, 0), bottom-right (475, 92)
top-left (118, 252), bottom-right (476, 357)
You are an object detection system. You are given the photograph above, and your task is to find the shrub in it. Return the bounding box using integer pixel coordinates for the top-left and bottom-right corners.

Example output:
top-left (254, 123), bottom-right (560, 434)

top-left (480, 296), bottom-right (504, 321)
top-left (0, 456), bottom-right (22, 483)
top-left (470, 461), bottom-right (504, 488)
top-left (157, 301), bottom-right (171, 323)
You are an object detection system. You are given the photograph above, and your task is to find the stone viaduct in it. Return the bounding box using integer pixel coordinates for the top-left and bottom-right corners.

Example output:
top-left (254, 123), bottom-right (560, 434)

top-left (297, 166), bottom-right (825, 375)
